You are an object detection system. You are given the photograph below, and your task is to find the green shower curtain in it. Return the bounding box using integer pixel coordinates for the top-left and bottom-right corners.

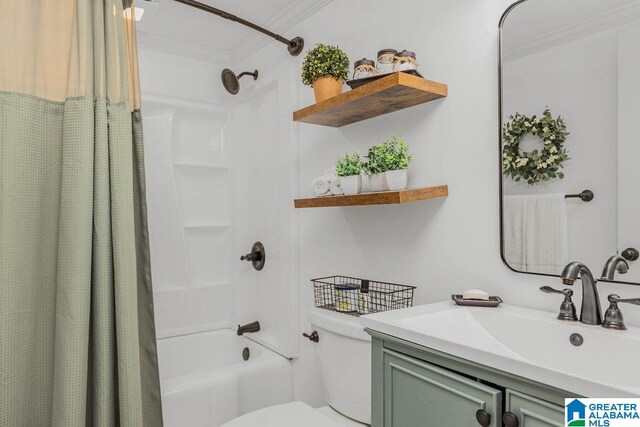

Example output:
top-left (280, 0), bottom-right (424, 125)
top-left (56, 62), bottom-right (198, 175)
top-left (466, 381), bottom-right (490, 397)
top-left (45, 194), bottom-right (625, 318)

top-left (0, 1), bottom-right (163, 426)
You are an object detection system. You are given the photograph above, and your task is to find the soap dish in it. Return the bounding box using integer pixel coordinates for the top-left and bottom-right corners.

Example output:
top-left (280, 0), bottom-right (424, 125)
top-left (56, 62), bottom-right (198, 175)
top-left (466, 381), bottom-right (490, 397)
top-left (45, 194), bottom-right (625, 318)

top-left (451, 294), bottom-right (503, 307)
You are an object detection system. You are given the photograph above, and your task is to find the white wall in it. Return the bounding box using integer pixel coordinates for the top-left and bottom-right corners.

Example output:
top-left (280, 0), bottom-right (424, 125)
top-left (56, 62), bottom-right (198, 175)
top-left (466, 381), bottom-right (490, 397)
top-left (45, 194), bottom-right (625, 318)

top-left (233, 0), bottom-right (640, 406)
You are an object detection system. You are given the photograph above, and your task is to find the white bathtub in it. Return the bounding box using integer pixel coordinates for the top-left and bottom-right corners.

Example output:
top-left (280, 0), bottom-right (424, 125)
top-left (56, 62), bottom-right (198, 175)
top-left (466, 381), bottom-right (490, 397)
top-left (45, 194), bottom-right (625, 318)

top-left (158, 329), bottom-right (293, 427)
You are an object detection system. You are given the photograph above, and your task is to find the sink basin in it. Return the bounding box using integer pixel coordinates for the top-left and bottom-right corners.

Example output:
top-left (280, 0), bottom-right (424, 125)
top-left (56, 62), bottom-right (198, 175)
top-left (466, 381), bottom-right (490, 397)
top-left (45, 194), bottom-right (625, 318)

top-left (360, 302), bottom-right (640, 397)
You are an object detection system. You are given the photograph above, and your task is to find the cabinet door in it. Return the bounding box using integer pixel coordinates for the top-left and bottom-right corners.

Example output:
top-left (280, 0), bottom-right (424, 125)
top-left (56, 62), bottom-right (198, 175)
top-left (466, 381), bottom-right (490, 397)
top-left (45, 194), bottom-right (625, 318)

top-left (382, 349), bottom-right (502, 427)
top-left (505, 389), bottom-right (564, 427)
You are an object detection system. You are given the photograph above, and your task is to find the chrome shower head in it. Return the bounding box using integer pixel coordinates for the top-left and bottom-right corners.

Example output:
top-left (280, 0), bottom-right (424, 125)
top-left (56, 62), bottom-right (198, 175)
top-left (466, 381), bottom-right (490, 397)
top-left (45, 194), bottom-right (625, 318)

top-left (221, 68), bottom-right (258, 95)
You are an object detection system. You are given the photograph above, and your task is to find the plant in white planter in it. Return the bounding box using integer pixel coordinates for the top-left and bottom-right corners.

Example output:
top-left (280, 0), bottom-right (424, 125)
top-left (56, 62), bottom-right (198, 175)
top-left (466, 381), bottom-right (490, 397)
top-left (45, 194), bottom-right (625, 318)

top-left (367, 136), bottom-right (412, 191)
top-left (335, 152), bottom-right (363, 196)
top-left (383, 136), bottom-right (412, 190)
top-left (363, 144), bottom-right (389, 192)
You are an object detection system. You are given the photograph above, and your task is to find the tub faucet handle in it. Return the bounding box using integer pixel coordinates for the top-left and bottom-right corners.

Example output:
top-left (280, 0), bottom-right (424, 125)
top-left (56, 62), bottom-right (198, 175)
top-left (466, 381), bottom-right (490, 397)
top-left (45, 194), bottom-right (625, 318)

top-left (240, 252), bottom-right (259, 262)
top-left (240, 241), bottom-right (266, 271)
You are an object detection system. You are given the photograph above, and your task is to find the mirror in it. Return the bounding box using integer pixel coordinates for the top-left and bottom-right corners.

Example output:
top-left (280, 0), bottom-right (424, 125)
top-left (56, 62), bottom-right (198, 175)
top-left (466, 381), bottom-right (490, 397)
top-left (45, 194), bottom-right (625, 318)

top-left (499, 0), bottom-right (640, 285)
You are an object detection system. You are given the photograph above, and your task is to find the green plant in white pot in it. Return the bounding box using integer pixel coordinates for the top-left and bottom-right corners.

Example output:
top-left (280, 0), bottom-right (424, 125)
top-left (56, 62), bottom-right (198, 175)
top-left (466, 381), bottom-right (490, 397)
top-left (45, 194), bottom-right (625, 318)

top-left (335, 152), bottom-right (363, 195)
top-left (363, 143), bottom-right (390, 192)
top-left (379, 136), bottom-right (412, 190)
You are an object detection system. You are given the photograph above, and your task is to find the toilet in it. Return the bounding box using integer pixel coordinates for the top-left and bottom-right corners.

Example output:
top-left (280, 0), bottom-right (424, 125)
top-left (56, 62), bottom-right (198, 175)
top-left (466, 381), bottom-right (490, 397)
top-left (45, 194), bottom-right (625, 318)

top-left (222, 308), bottom-right (371, 426)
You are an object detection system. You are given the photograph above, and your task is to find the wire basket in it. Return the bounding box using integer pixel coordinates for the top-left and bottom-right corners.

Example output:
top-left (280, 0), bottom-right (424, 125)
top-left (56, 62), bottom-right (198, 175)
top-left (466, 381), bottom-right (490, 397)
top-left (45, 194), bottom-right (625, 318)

top-left (312, 275), bottom-right (416, 317)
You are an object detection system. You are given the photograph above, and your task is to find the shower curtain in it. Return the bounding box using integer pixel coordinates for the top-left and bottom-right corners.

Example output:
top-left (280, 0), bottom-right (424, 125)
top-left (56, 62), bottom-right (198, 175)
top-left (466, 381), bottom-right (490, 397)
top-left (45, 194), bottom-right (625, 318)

top-left (0, 1), bottom-right (163, 426)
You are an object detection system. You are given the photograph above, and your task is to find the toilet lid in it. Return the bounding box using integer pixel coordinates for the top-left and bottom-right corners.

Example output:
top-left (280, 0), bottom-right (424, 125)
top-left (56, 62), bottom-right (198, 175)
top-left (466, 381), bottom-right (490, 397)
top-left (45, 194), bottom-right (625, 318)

top-left (221, 402), bottom-right (338, 427)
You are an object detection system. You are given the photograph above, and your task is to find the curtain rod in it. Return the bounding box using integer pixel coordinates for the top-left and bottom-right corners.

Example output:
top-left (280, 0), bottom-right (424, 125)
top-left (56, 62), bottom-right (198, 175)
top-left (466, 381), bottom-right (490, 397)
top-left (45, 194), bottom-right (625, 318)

top-left (172, 0), bottom-right (304, 56)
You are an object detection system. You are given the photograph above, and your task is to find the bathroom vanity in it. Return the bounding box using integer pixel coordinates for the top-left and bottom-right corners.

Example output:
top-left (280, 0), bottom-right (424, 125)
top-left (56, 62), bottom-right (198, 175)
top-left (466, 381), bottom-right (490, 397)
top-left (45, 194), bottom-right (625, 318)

top-left (362, 302), bottom-right (640, 427)
top-left (367, 330), bottom-right (566, 427)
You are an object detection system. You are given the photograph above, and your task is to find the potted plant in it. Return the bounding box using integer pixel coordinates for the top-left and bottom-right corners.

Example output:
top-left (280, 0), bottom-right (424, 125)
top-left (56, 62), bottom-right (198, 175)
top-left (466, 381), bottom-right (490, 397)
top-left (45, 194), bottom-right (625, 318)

top-left (302, 43), bottom-right (350, 103)
top-left (381, 136), bottom-right (412, 190)
top-left (363, 136), bottom-right (412, 191)
top-left (363, 144), bottom-right (389, 192)
top-left (335, 152), bottom-right (363, 195)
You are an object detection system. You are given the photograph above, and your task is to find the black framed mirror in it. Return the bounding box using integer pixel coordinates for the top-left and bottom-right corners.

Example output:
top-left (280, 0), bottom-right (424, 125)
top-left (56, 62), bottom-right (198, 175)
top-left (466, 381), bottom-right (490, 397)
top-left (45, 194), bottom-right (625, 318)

top-left (499, 0), bottom-right (640, 285)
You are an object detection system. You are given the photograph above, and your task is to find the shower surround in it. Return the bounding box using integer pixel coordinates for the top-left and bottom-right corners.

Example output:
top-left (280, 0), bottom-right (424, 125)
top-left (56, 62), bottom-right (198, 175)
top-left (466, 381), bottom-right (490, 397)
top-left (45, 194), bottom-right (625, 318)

top-left (136, 28), bottom-right (297, 425)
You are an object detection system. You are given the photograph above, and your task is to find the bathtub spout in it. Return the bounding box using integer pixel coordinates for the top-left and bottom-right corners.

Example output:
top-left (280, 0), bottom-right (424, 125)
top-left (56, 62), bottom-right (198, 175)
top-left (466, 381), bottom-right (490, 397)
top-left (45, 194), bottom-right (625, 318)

top-left (237, 321), bottom-right (261, 335)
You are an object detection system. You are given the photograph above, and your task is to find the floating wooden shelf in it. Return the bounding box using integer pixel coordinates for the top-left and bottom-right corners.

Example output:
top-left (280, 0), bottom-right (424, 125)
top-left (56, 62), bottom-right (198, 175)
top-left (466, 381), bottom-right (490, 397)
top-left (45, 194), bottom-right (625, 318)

top-left (294, 185), bottom-right (448, 208)
top-left (293, 72), bottom-right (447, 127)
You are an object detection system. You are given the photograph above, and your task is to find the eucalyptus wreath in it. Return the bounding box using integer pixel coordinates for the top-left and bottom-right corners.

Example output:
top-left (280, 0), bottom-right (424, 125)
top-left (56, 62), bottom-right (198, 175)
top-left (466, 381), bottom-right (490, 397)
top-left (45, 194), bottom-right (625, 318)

top-left (502, 108), bottom-right (570, 185)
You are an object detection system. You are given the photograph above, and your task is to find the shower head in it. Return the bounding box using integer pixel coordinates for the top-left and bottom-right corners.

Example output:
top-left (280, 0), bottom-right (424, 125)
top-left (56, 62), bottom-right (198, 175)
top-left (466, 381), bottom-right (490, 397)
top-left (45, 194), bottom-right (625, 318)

top-left (221, 68), bottom-right (258, 95)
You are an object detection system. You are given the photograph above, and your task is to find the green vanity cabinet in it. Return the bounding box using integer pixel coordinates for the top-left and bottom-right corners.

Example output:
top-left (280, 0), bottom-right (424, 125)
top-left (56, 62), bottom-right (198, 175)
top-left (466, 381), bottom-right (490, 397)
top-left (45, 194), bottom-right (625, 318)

top-left (505, 390), bottom-right (564, 427)
top-left (382, 348), bottom-right (502, 427)
top-left (369, 330), bottom-right (569, 427)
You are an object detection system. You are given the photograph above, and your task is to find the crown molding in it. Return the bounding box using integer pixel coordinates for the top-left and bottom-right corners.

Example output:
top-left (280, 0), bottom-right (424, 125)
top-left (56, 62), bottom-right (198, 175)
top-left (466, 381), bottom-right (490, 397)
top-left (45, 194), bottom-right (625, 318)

top-left (230, 0), bottom-right (334, 62)
top-left (503, 2), bottom-right (640, 62)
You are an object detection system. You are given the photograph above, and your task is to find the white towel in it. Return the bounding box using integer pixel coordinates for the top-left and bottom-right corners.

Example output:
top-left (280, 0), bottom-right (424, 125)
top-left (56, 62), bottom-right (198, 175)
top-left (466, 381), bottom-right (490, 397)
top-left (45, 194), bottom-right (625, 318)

top-left (324, 168), bottom-right (337, 180)
top-left (312, 176), bottom-right (330, 196)
top-left (503, 194), bottom-right (568, 274)
top-left (330, 178), bottom-right (344, 195)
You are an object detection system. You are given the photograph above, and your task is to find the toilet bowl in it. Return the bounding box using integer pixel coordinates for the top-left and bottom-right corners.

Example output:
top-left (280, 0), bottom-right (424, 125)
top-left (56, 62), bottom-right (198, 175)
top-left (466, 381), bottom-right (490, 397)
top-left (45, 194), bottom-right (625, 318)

top-left (222, 308), bottom-right (371, 426)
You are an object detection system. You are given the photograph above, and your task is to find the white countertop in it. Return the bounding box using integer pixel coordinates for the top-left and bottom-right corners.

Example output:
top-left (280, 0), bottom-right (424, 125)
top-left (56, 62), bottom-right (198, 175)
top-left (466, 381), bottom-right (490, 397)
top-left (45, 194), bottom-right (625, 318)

top-left (361, 301), bottom-right (640, 397)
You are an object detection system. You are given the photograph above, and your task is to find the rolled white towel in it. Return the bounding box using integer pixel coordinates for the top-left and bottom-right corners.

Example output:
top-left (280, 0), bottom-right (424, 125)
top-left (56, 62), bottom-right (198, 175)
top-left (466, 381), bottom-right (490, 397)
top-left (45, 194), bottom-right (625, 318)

top-left (324, 168), bottom-right (337, 180)
top-left (312, 176), bottom-right (330, 196)
top-left (330, 178), bottom-right (344, 195)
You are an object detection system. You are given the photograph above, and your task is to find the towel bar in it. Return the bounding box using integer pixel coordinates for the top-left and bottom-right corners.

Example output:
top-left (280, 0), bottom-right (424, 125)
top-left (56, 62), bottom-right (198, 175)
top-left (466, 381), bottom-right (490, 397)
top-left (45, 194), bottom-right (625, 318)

top-left (565, 190), bottom-right (594, 202)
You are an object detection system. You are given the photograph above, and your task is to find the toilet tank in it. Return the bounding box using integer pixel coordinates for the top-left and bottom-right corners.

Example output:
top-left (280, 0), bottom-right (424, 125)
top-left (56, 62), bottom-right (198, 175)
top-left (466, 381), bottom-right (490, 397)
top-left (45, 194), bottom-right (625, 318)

top-left (308, 308), bottom-right (371, 424)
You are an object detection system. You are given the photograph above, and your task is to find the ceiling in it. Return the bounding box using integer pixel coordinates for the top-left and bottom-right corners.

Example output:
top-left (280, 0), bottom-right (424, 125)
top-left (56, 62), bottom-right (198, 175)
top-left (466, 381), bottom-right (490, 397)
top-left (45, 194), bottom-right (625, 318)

top-left (136, 0), bottom-right (328, 55)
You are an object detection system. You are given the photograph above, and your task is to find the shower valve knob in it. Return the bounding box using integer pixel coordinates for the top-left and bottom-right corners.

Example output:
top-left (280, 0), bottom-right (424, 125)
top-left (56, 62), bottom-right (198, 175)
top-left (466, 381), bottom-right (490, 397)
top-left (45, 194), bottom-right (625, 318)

top-left (240, 252), bottom-right (260, 262)
top-left (240, 242), bottom-right (266, 271)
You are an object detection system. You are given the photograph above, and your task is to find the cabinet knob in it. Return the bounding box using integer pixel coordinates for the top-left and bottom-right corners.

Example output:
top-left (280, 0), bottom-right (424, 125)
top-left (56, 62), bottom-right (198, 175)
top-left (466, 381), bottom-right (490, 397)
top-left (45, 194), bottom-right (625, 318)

top-left (475, 409), bottom-right (491, 426)
top-left (503, 412), bottom-right (520, 427)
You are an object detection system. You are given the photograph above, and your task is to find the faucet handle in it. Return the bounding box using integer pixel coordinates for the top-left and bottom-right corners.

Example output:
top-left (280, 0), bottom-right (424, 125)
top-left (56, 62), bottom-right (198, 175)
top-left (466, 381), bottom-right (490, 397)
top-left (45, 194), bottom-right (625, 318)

top-left (608, 294), bottom-right (640, 305)
top-left (540, 286), bottom-right (573, 297)
top-left (602, 294), bottom-right (640, 331)
top-left (539, 286), bottom-right (578, 321)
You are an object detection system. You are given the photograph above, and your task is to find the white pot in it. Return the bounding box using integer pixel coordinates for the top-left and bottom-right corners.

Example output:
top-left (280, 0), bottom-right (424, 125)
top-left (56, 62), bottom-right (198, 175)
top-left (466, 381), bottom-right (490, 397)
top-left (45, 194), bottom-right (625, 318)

top-left (365, 173), bottom-right (388, 192)
top-left (341, 175), bottom-right (362, 196)
top-left (385, 169), bottom-right (408, 190)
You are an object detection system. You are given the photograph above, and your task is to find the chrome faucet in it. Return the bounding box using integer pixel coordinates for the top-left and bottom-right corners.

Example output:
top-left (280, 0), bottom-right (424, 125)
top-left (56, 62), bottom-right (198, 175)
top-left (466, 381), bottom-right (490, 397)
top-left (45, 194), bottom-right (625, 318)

top-left (601, 255), bottom-right (629, 280)
top-left (560, 262), bottom-right (602, 325)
